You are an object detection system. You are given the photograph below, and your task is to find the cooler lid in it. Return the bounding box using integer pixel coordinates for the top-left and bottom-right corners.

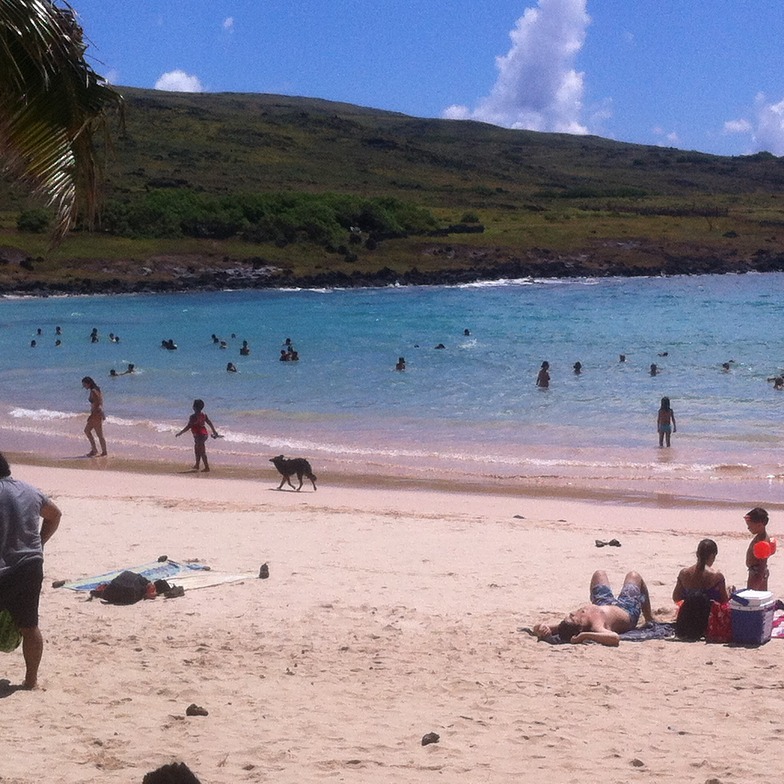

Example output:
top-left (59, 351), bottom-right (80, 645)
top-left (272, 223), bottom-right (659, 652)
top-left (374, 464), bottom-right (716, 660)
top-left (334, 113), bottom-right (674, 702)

top-left (731, 589), bottom-right (773, 607)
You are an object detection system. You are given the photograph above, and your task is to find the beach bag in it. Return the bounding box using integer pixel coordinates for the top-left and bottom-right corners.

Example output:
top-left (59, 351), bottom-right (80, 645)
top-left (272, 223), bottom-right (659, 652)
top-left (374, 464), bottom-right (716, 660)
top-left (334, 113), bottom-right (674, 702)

top-left (0, 609), bottom-right (21, 652)
top-left (706, 600), bottom-right (732, 643)
top-left (100, 571), bottom-right (152, 605)
top-left (675, 593), bottom-right (712, 640)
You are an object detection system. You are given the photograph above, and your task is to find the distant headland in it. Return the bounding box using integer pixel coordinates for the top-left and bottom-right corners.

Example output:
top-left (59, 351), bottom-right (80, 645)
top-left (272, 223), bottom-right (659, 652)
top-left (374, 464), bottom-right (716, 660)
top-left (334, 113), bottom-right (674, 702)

top-left (1, 87), bottom-right (783, 294)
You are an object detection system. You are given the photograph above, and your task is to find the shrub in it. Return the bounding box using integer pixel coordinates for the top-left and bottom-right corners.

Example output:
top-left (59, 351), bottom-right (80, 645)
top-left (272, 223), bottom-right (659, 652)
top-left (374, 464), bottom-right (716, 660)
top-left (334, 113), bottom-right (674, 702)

top-left (99, 190), bottom-right (439, 247)
top-left (17, 209), bottom-right (50, 233)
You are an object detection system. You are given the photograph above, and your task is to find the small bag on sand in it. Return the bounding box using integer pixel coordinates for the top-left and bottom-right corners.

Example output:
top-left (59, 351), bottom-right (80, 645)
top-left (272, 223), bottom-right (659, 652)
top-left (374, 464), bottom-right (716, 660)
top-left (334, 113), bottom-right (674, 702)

top-left (95, 570), bottom-right (152, 605)
top-left (706, 600), bottom-right (732, 643)
top-left (675, 593), bottom-right (712, 640)
top-left (0, 608), bottom-right (21, 652)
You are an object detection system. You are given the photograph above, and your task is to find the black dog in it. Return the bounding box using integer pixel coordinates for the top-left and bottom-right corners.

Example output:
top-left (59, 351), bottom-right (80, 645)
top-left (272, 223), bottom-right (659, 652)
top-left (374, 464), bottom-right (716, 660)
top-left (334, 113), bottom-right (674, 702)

top-left (270, 455), bottom-right (317, 491)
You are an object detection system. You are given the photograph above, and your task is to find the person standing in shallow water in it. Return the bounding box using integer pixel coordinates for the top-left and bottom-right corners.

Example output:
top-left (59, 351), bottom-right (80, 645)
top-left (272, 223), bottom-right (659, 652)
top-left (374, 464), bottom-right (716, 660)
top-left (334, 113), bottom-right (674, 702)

top-left (175, 399), bottom-right (220, 472)
top-left (657, 396), bottom-right (676, 447)
top-left (536, 361), bottom-right (550, 388)
top-left (81, 377), bottom-right (107, 456)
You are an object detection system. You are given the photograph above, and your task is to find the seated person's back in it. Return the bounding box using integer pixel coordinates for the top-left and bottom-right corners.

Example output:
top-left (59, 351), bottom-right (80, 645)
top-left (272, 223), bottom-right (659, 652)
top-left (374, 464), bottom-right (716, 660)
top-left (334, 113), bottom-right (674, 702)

top-left (673, 538), bottom-right (728, 604)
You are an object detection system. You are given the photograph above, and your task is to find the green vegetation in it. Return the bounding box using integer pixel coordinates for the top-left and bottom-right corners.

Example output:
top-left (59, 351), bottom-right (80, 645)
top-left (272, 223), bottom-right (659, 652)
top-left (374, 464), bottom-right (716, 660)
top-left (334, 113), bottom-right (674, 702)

top-left (99, 190), bottom-right (438, 247)
top-left (1, 87), bottom-right (784, 291)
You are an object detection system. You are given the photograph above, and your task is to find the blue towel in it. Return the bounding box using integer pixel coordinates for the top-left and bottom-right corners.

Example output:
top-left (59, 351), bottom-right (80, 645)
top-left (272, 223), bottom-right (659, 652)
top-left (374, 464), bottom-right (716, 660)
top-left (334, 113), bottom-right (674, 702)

top-left (519, 621), bottom-right (676, 644)
top-left (63, 559), bottom-right (209, 592)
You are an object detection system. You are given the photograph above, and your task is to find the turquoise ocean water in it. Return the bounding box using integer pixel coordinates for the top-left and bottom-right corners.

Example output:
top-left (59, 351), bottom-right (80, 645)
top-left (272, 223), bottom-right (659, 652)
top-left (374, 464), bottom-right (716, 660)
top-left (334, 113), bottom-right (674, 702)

top-left (2, 273), bottom-right (784, 505)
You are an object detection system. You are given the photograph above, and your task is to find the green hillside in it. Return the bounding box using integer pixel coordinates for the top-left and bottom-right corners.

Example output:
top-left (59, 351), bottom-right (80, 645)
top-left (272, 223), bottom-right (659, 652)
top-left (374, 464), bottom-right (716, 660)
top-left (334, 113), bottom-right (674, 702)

top-left (2, 87), bottom-right (784, 292)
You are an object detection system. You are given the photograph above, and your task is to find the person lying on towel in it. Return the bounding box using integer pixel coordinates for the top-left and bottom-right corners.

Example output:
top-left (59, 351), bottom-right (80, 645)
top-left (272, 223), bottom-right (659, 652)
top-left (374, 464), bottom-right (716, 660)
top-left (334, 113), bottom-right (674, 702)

top-left (532, 570), bottom-right (653, 647)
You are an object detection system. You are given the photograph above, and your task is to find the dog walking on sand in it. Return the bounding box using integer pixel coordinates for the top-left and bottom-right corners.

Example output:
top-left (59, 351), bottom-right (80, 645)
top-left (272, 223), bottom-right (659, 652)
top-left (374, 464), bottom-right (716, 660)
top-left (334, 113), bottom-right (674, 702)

top-left (270, 455), bottom-right (317, 491)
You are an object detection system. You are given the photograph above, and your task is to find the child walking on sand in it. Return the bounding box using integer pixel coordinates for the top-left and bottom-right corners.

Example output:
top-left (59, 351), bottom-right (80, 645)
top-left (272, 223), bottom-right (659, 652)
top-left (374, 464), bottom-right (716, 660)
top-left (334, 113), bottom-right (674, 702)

top-left (175, 399), bottom-right (220, 472)
top-left (657, 396), bottom-right (677, 447)
top-left (744, 507), bottom-right (772, 591)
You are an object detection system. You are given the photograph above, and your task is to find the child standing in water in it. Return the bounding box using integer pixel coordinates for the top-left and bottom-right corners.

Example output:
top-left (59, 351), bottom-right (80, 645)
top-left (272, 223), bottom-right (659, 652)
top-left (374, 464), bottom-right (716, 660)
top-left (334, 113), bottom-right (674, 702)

top-left (657, 396), bottom-right (676, 447)
top-left (744, 507), bottom-right (772, 591)
top-left (176, 399), bottom-right (220, 472)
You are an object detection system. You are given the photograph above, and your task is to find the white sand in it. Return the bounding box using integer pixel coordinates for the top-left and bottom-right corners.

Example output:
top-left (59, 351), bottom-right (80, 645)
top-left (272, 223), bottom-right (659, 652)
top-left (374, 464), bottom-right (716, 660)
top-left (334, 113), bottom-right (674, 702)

top-left (1, 463), bottom-right (780, 784)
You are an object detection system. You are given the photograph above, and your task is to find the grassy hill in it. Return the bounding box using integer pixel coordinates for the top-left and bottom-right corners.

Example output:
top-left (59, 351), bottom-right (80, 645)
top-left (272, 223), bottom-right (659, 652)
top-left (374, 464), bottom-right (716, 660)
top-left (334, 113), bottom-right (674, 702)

top-left (2, 87), bottom-right (784, 292)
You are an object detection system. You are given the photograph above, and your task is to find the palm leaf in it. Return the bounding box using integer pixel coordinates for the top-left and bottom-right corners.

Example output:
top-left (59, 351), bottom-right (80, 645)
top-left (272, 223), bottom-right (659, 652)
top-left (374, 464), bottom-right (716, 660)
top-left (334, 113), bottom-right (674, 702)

top-left (0, 0), bottom-right (122, 243)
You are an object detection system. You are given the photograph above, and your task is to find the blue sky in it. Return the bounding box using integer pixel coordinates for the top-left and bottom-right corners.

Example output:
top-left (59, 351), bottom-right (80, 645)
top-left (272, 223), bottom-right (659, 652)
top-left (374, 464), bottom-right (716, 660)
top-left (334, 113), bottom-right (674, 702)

top-left (73, 0), bottom-right (784, 156)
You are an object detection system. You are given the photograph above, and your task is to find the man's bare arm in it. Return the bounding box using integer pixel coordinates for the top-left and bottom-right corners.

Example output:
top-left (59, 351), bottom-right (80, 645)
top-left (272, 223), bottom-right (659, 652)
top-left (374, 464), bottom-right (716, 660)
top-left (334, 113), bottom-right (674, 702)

top-left (532, 623), bottom-right (556, 639)
top-left (40, 500), bottom-right (61, 546)
top-left (570, 630), bottom-right (620, 647)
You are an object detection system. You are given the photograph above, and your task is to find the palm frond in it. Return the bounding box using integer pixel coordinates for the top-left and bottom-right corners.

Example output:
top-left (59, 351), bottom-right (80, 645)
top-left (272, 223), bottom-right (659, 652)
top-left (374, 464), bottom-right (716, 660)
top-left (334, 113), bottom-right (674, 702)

top-left (0, 0), bottom-right (123, 243)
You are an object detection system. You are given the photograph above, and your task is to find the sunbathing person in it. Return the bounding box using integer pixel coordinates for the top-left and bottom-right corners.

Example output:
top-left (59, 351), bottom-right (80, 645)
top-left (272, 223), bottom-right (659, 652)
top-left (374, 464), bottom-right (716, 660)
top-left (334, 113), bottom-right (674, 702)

top-left (533, 569), bottom-right (653, 646)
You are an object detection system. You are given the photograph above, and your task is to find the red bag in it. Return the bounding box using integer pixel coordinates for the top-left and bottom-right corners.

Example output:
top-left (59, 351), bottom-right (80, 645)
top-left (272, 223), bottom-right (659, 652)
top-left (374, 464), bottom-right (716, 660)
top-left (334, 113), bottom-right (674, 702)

top-left (706, 601), bottom-right (732, 643)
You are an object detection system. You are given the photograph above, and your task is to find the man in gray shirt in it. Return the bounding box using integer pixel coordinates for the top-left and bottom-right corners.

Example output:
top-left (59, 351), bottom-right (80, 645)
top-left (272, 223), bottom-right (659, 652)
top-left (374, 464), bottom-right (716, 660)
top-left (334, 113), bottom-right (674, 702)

top-left (0, 454), bottom-right (61, 689)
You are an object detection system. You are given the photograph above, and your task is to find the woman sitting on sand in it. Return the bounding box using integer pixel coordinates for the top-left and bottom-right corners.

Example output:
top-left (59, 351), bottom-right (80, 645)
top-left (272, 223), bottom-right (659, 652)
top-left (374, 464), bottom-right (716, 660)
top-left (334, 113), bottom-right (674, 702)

top-left (673, 538), bottom-right (729, 604)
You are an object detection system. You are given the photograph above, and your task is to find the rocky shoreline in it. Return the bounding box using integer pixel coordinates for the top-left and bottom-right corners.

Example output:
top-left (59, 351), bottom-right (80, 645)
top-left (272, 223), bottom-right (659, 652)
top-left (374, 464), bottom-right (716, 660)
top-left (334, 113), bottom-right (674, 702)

top-left (2, 242), bottom-right (784, 295)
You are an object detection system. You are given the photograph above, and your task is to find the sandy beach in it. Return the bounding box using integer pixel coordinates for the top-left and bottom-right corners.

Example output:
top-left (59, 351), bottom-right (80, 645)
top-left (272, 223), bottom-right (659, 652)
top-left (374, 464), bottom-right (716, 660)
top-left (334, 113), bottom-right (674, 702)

top-left (1, 460), bottom-right (782, 784)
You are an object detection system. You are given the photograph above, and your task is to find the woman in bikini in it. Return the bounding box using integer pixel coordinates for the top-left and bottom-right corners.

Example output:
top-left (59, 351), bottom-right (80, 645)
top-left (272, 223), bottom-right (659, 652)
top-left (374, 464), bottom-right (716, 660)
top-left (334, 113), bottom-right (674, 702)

top-left (672, 538), bottom-right (728, 604)
top-left (81, 376), bottom-right (107, 456)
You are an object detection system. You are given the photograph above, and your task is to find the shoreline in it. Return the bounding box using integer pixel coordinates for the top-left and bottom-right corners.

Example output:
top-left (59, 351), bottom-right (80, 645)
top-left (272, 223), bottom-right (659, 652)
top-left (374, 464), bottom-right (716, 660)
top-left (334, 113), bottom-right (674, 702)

top-left (4, 272), bottom-right (784, 514)
top-left (2, 255), bottom-right (784, 297)
top-left (8, 448), bottom-right (784, 512)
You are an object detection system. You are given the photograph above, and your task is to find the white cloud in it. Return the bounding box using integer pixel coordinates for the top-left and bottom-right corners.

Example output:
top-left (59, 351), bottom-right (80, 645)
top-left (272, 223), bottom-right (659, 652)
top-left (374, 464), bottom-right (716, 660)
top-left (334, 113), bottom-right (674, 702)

top-left (652, 126), bottom-right (680, 146)
top-left (752, 94), bottom-right (784, 155)
top-left (443, 104), bottom-right (470, 121)
top-left (154, 69), bottom-right (205, 93)
top-left (443, 0), bottom-right (591, 134)
top-left (723, 118), bottom-right (752, 135)
top-left (223, 17), bottom-right (234, 32)
top-left (721, 94), bottom-right (784, 155)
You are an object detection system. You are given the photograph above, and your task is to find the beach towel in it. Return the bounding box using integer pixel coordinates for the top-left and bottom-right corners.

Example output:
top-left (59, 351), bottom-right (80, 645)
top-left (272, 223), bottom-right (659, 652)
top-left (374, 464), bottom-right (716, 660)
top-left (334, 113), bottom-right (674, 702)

top-left (620, 622), bottom-right (676, 642)
top-left (62, 559), bottom-right (210, 592)
top-left (165, 571), bottom-right (254, 591)
top-left (770, 612), bottom-right (784, 638)
top-left (519, 622), bottom-right (676, 644)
